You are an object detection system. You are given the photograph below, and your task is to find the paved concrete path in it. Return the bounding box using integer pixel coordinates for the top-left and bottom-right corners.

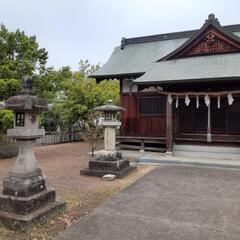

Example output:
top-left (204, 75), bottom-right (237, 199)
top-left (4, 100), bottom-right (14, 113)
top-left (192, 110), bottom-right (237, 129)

top-left (57, 166), bottom-right (240, 240)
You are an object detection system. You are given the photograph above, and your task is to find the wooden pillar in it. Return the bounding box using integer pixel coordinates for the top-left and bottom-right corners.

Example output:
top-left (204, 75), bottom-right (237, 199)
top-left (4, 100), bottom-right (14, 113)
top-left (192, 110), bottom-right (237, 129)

top-left (207, 104), bottom-right (212, 142)
top-left (166, 100), bottom-right (173, 155)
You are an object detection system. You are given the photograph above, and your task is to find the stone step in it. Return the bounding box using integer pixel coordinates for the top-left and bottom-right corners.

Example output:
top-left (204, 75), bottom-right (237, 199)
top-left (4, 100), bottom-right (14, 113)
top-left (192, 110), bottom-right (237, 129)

top-left (174, 144), bottom-right (240, 160)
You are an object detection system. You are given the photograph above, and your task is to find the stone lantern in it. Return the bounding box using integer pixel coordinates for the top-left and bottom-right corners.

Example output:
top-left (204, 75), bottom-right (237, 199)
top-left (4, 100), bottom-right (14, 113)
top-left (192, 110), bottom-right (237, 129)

top-left (0, 76), bottom-right (66, 229)
top-left (95, 99), bottom-right (125, 154)
top-left (81, 100), bottom-right (136, 178)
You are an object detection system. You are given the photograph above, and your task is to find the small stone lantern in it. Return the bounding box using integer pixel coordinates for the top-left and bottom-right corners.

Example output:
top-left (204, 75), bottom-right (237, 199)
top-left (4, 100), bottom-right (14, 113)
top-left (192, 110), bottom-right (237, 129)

top-left (81, 100), bottom-right (136, 178)
top-left (95, 99), bottom-right (125, 154)
top-left (0, 76), bottom-right (66, 229)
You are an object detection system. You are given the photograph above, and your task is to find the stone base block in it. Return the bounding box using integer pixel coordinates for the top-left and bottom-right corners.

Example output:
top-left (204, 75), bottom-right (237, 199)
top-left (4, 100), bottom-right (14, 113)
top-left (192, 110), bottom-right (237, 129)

top-left (165, 151), bottom-right (173, 157)
top-left (3, 171), bottom-right (46, 197)
top-left (96, 150), bottom-right (117, 157)
top-left (0, 189), bottom-right (56, 215)
top-left (89, 159), bottom-right (130, 172)
top-left (80, 166), bottom-right (136, 178)
top-left (0, 200), bottom-right (66, 230)
top-left (102, 174), bottom-right (117, 181)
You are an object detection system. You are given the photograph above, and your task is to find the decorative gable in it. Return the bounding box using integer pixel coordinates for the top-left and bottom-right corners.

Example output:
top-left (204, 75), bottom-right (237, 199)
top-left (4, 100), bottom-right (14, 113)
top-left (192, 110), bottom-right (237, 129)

top-left (184, 28), bottom-right (240, 57)
top-left (159, 14), bottom-right (240, 61)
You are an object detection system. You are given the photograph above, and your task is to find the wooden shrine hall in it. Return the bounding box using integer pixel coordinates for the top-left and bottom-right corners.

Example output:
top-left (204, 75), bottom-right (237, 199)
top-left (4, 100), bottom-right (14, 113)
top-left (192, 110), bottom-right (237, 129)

top-left (91, 14), bottom-right (240, 154)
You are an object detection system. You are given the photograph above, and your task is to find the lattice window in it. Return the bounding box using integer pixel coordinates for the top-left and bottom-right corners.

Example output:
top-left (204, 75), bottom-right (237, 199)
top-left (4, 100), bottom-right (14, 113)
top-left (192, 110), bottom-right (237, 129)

top-left (140, 96), bottom-right (166, 115)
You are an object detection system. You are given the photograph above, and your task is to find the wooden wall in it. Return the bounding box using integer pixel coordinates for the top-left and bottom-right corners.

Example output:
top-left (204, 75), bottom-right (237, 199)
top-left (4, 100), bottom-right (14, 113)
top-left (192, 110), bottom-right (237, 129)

top-left (120, 92), bottom-right (240, 144)
top-left (120, 93), bottom-right (166, 137)
top-left (119, 79), bottom-right (240, 145)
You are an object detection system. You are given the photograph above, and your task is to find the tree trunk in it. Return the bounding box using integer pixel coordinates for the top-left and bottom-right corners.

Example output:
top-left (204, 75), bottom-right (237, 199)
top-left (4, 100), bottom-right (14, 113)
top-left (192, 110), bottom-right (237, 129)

top-left (91, 146), bottom-right (94, 157)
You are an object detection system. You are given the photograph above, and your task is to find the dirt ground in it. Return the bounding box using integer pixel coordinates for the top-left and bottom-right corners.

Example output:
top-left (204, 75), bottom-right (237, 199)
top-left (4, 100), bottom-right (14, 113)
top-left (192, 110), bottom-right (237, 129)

top-left (0, 142), bottom-right (155, 240)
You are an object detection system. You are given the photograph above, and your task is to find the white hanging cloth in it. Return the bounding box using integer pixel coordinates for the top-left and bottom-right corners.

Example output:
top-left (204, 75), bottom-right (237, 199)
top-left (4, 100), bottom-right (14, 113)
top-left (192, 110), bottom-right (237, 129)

top-left (185, 94), bottom-right (190, 106)
top-left (217, 95), bottom-right (221, 109)
top-left (227, 93), bottom-right (234, 105)
top-left (204, 94), bottom-right (210, 107)
top-left (167, 94), bottom-right (173, 105)
top-left (175, 96), bottom-right (179, 108)
top-left (196, 95), bottom-right (199, 108)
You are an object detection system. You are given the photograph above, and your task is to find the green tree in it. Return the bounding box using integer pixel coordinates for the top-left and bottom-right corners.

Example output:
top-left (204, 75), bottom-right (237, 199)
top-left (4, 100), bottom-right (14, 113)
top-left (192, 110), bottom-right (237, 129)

top-left (33, 66), bottom-right (72, 102)
top-left (0, 110), bottom-right (13, 143)
top-left (0, 24), bottom-right (48, 100)
top-left (0, 78), bottom-right (21, 101)
top-left (51, 61), bottom-right (120, 131)
top-left (0, 24), bottom-right (48, 79)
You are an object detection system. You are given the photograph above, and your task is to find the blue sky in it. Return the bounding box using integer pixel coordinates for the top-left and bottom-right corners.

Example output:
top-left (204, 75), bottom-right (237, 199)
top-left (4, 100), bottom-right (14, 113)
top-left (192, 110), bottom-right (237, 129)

top-left (1, 0), bottom-right (239, 70)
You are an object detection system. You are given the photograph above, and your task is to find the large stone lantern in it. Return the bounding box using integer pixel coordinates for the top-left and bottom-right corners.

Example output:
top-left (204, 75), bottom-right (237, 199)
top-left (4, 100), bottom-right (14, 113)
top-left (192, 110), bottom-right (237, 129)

top-left (81, 100), bottom-right (136, 178)
top-left (0, 76), bottom-right (66, 229)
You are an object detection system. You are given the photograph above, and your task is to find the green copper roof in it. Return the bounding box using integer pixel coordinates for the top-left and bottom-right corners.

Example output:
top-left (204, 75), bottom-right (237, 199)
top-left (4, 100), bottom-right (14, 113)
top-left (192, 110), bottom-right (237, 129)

top-left (134, 53), bottom-right (240, 84)
top-left (90, 18), bottom-right (240, 83)
top-left (91, 38), bottom-right (188, 78)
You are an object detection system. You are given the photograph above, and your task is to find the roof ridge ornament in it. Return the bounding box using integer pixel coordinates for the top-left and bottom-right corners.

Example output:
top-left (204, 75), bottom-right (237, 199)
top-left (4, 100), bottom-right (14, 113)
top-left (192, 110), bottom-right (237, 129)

top-left (121, 37), bottom-right (126, 49)
top-left (205, 13), bottom-right (221, 26)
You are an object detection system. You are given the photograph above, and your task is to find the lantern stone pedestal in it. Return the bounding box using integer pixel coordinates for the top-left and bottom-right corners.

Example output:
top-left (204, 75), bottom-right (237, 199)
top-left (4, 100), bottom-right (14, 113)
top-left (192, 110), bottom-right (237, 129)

top-left (0, 76), bottom-right (66, 230)
top-left (81, 100), bottom-right (136, 178)
top-left (81, 151), bottom-right (135, 178)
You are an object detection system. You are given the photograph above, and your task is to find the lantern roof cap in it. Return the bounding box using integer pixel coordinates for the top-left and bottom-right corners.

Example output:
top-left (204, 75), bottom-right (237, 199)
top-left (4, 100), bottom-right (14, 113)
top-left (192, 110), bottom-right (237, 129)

top-left (5, 76), bottom-right (48, 112)
top-left (94, 99), bottom-right (126, 112)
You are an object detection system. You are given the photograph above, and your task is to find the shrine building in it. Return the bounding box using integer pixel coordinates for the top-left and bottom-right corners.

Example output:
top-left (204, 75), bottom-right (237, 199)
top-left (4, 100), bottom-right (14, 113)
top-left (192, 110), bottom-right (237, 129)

top-left (90, 14), bottom-right (240, 155)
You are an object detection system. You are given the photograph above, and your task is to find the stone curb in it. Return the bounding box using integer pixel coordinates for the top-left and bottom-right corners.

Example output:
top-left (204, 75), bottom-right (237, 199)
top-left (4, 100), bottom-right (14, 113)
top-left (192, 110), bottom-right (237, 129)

top-left (137, 158), bottom-right (240, 170)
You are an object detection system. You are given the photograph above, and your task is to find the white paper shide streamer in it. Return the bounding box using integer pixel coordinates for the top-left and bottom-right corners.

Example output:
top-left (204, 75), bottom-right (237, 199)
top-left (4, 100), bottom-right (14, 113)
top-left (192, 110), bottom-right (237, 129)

top-left (175, 96), bottom-right (179, 108)
top-left (163, 91), bottom-right (236, 109)
top-left (204, 94), bottom-right (210, 107)
top-left (227, 93), bottom-right (234, 105)
top-left (196, 95), bottom-right (199, 108)
top-left (185, 94), bottom-right (190, 106)
top-left (217, 95), bottom-right (221, 109)
top-left (167, 94), bottom-right (173, 105)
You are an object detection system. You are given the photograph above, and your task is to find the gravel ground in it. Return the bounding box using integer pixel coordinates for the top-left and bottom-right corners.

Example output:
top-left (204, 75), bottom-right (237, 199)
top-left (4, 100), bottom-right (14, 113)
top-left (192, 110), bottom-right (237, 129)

top-left (0, 142), bottom-right (155, 240)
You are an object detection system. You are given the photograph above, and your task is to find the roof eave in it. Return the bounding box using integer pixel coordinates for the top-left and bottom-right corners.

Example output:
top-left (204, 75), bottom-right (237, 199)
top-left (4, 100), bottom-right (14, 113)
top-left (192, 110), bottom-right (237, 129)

top-left (89, 72), bottom-right (145, 81)
top-left (134, 76), bottom-right (240, 86)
